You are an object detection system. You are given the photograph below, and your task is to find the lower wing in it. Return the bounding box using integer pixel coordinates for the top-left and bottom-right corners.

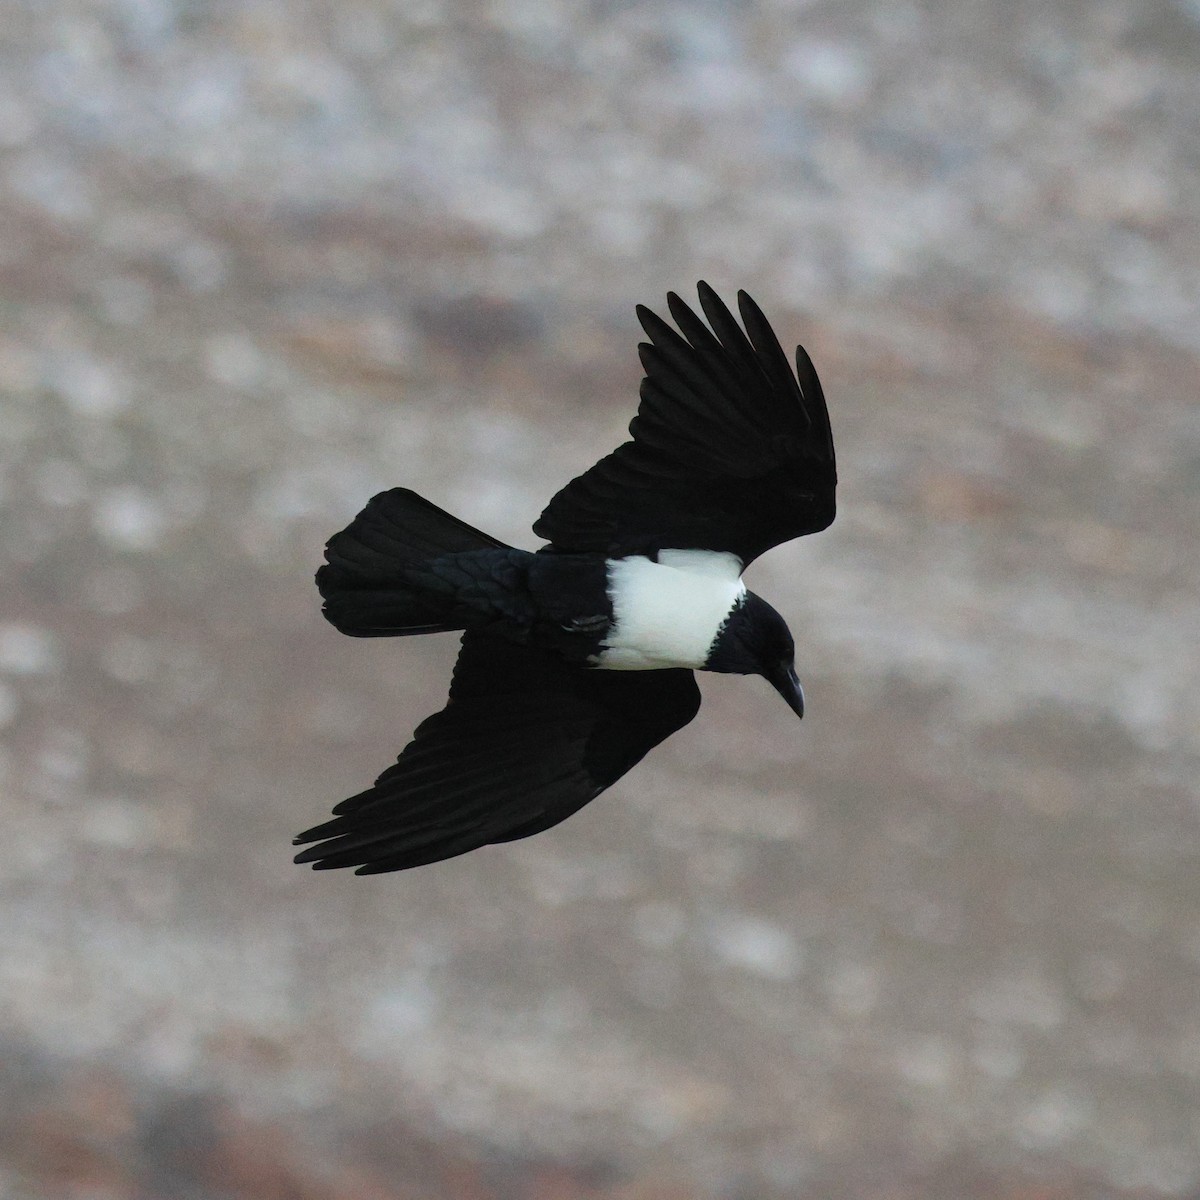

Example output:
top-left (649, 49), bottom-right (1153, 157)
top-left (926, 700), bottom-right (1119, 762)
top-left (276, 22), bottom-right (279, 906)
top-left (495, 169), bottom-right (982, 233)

top-left (294, 632), bottom-right (701, 873)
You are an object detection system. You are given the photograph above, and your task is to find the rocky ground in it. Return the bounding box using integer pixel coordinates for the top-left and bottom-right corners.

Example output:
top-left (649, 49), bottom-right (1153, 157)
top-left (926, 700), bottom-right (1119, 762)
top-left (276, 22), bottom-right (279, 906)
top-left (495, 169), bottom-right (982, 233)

top-left (1, 1), bottom-right (1198, 1197)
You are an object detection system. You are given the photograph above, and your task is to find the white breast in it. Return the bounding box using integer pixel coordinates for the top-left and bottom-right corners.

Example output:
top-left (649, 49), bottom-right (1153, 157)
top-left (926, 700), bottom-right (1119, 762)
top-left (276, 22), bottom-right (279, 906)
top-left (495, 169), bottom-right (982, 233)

top-left (596, 550), bottom-right (745, 670)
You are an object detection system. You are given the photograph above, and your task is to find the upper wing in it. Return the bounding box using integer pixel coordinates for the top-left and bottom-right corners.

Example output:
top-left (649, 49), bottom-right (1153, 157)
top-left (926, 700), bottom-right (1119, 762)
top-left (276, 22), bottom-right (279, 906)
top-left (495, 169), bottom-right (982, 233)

top-left (294, 632), bottom-right (700, 874)
top-left (533, 282), bottom-right (836, 566)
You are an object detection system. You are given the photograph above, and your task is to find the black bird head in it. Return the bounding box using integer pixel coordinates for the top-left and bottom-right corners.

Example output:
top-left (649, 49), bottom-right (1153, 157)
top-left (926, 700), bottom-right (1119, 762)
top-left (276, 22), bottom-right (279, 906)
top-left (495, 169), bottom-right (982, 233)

top-left (705, 592), bottom-right (805, 719)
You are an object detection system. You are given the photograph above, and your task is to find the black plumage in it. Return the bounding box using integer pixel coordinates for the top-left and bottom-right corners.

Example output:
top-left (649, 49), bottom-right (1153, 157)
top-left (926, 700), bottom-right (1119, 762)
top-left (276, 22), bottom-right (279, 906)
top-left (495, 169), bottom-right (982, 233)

top-left (295, 635), bottom-right (699, 873)
top-left (296, 284), bottom-right (836, 874)
top-left (533, 283), bottom-right (835, 563)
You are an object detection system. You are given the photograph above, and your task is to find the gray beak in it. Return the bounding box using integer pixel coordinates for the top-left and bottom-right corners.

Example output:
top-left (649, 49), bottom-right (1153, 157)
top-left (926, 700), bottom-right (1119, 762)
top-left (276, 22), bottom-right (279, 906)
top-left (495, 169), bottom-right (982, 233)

top-left (767, 663), bottom-right (805, 719)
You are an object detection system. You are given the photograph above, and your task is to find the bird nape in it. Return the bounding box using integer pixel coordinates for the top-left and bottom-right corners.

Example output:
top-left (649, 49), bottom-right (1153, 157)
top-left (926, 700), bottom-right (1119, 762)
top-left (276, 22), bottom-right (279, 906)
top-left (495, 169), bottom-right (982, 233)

top-left (295, 282), bottom-right (836, 874)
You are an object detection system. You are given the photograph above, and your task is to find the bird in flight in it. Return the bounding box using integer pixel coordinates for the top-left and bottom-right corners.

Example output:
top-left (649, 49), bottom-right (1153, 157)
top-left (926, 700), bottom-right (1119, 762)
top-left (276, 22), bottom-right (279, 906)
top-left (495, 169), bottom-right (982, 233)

top-left (295, 282), bottom-right (836, 874)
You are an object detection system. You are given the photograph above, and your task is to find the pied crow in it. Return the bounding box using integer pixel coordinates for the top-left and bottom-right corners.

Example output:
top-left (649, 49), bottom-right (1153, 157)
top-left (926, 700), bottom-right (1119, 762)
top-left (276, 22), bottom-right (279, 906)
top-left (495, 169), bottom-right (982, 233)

top-left (295, 282), bottom-right (836, 874)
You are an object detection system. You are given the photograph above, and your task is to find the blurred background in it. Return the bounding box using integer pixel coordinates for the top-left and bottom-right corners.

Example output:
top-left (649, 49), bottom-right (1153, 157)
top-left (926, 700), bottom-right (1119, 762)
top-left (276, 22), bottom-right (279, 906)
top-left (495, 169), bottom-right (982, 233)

top-left (1, 0), bottom-right (1198, 1197)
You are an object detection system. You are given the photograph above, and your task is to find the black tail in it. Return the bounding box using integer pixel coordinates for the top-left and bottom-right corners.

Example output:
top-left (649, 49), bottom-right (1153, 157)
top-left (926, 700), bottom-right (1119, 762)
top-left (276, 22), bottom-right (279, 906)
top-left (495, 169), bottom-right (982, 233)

top-left (317, 488), bottom-right (509, 637)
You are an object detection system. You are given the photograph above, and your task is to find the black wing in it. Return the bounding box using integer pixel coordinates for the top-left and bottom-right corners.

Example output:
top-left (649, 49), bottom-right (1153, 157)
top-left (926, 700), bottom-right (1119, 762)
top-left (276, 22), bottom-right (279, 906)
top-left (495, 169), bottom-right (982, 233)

top-left (533, 282), bottom-right (835, 566)
top-left (294, 633), bottom-right (700, 874)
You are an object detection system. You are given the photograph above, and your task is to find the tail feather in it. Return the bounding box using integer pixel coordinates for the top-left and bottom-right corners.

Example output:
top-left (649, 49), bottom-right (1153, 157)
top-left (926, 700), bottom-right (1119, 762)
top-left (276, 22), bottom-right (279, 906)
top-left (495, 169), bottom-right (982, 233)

top-left (317, 489), bottom-right (508, 637)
